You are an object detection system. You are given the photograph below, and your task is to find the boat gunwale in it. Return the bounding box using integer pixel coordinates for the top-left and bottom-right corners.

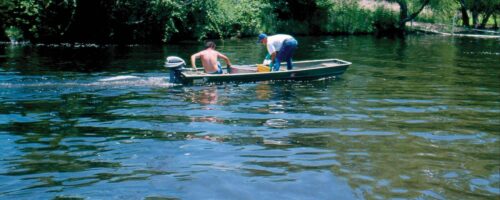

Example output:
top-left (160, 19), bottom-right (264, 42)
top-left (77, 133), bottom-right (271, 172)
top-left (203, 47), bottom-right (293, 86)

top-left (181, 58), bottom-right (352, 78)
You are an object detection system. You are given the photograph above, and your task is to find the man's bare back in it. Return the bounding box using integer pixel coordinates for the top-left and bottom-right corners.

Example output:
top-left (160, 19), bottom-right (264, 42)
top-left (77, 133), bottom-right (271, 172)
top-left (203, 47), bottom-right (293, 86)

top-left (191, 42), bottom-right (231, 74)
top-left (192, 49), bottom-right (224, 73)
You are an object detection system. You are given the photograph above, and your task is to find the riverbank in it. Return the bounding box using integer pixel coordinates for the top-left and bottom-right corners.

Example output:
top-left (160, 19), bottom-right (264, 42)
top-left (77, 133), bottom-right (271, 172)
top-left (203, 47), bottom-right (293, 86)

top-left (409, 22), bottom-right (500, 39)
top-left (2, 0), bottom-right (499, 44)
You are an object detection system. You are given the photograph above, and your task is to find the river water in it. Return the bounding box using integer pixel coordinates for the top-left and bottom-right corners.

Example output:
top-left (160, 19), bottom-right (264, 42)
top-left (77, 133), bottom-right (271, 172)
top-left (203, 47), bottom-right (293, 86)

top-left (0, 35), bottom-right (499, 199)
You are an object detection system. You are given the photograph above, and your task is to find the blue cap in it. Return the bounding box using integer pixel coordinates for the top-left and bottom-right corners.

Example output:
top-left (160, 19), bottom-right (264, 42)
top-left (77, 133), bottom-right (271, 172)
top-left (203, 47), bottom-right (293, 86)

top-left (257, 33), bottom-right (267, 43)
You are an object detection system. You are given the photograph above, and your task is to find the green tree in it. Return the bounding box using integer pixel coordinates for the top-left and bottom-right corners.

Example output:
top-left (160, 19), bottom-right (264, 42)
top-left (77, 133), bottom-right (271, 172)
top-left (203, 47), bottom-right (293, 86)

top-left (385, 0), bottom-right (431, 31)
top-left (0, 0), bottom-right (41, 41)
top-left (151, 0), bottom-right (263, 41)
top-left (457, 0), bottom-right (500, 28)
top-left (476, 0), bottom-right (500, 28)
top-left (37, 0), bottom-right (77, 42)
top-left (0, 0), bottom-right (77, 42)
top-left (457, 0), bottom-right (470, 26)
top-left (0, 1), bottom-right (13, 40)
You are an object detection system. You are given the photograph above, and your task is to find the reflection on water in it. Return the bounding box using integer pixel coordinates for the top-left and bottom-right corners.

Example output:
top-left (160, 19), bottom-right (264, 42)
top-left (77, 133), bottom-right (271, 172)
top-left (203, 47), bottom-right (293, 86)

top-left (189, 86), bottom-right (220, 105)
top-left (0, 35), bottom-right (499, 199)
top-left (255, 82), bottom-right (272, 100)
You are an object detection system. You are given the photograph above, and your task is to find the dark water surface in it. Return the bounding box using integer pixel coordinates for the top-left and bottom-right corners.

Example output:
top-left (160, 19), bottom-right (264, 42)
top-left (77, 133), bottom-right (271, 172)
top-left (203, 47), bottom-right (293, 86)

top-left (0, 35), bottom-right (499, 199)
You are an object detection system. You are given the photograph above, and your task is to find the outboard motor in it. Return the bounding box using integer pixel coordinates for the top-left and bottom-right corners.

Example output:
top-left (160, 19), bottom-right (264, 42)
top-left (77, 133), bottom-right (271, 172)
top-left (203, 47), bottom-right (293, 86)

top-left (165, 56), bottom-right (186, 84)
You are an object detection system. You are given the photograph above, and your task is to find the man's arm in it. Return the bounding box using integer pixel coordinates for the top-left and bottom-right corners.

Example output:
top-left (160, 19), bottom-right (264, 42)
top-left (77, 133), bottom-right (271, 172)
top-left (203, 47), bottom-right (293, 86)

top-left (217, 52), bottom-right (232, 66)
top-left (267, 43), bottom-right (277, 64)
top-left (270, 52), bottom-right (277, 63)
top-left (191, 53), bottom-right (200, 69)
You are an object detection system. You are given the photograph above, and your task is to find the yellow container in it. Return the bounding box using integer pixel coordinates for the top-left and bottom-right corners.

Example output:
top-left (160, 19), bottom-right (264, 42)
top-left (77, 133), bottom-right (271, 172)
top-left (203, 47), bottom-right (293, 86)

top-left (257, 64), bottom-right (270, 72)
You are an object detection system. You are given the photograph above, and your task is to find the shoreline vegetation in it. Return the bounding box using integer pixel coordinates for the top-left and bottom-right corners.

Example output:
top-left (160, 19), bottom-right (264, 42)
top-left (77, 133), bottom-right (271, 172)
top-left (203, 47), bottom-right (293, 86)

top-left (1, 0), bottom-right (499, 44)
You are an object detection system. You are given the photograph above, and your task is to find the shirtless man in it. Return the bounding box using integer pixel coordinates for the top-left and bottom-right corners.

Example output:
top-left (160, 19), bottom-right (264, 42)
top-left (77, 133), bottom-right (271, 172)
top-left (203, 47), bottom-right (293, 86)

top-left (190, 41), bottom-right (232, 74)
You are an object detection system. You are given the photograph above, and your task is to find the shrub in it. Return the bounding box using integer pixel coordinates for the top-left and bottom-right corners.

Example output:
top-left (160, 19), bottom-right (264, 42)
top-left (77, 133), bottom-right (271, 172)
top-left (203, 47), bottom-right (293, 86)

top-left (323, 0), bottom-right (374, 34)
top-left (372, 7), bottom-right (399, 35)
top-left (5, 26), bottom-right (23, 42)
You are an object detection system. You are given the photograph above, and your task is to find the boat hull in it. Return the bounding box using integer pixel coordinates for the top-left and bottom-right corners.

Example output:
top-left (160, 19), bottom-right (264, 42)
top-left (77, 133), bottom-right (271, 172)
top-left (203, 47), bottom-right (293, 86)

top-left (178, 59), bottom-right (351, 84)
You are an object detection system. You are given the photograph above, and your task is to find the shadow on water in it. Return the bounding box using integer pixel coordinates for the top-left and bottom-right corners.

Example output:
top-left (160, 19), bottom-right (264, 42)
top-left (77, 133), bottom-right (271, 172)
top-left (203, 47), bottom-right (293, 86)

top-left (0, 43), bottom-right (196, 74)
top-left (1, 45), bottom-right (114, 73)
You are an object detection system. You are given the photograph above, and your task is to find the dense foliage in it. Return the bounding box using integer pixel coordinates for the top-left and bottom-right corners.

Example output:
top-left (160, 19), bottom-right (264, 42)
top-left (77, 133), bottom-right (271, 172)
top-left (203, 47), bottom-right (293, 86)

top-left (0, 0), bottom-right (266, 43)
top-left (0, 0), bottom-right (498, 43)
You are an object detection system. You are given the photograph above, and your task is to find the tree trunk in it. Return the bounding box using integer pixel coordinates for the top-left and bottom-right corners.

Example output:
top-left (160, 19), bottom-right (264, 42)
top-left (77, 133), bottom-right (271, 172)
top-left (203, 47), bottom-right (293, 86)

top-left (472, 10), bottom-right (479, 28)
top-left (493, 14), bottom-right (498, 30)
top-left (479, 12), bottom-right (492, 29)
top-left (396, 0), bottom-right (430, 29)
top-left (397, 1), bottom-right (409, 28)
top-left (61, 0), bottom-right (78, 37)
top-left (458, 0), bottom-right (470, 27)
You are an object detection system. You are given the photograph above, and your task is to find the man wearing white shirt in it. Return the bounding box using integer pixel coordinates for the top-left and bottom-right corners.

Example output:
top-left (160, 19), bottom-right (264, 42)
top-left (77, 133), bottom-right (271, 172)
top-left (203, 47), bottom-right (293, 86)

top-left (257, 33), bottom-right (298, 71)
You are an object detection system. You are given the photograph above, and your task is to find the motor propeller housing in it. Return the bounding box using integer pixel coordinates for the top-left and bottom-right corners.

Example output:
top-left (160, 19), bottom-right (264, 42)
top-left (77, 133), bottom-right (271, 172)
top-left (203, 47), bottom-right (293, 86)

top-left (165, 56), bottom-right (186, 69)
top-left (165, 56), bottom-right (186, 84)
